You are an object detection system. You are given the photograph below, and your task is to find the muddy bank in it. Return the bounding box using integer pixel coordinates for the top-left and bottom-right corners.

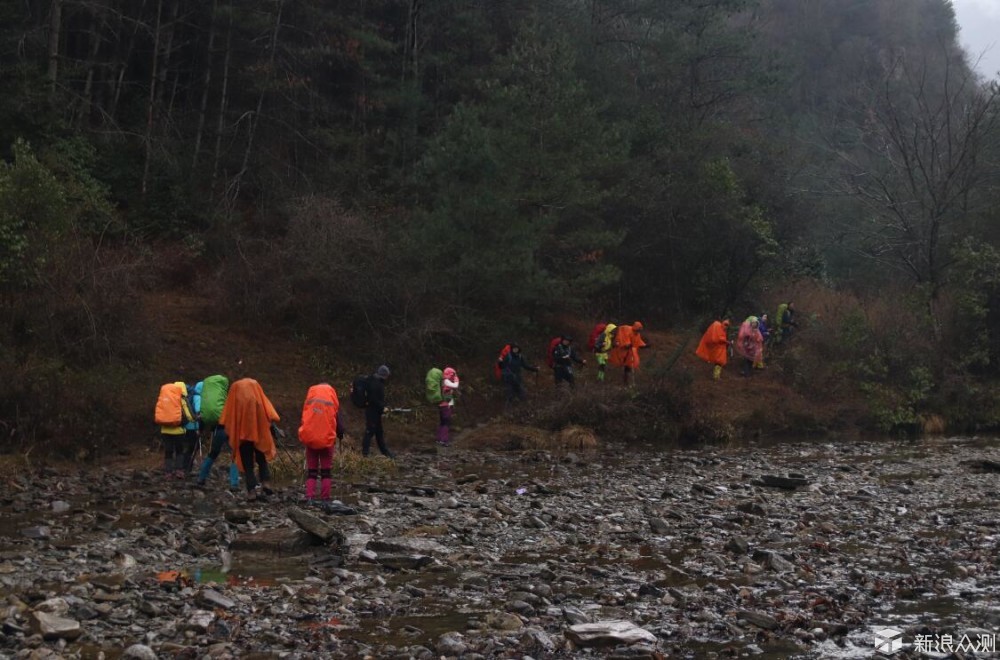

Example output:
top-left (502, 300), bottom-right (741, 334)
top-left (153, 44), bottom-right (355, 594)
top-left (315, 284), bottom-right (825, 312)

top-left (1, 436), bottom-right (999, 658)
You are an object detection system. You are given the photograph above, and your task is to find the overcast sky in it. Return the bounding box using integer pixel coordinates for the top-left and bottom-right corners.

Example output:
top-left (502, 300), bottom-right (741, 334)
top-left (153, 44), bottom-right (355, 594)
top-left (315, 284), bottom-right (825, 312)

top-left (952, 0), bottom-right (1000, 79)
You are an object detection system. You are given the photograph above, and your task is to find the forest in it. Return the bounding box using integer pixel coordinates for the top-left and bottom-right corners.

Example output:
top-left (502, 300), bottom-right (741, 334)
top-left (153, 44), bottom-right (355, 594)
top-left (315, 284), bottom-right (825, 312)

top-left (2, 0), bottom-right (1000, 448)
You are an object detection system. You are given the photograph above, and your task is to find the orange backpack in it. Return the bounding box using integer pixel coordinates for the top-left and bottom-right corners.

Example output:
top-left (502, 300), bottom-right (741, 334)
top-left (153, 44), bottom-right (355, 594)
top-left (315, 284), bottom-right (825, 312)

top-left (298, 384), bottom-right (340, 450)
top-left (154, 383), bottom-right (184, 426)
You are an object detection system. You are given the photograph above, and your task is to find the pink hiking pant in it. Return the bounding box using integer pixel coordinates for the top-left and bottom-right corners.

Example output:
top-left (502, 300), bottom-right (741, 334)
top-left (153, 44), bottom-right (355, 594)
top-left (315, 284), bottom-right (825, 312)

top-left (305, 447), bottom-right (333, 501)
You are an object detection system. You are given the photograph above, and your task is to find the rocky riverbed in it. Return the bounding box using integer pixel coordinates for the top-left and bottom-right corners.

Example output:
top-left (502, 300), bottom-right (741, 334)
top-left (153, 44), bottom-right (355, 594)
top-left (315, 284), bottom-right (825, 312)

top-left (2, 435), bottom-right (1000, 659)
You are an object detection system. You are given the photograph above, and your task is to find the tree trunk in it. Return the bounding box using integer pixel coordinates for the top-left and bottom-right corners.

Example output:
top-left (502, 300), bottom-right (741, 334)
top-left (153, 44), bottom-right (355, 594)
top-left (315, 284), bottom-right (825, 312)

top-left (141, 0), bottom-right (163, 198)
top-left (192, 0), bottom-right (218, 171)
top-left (47, 0), bottom-right (62, 98)
top-left (79, 8), bottom-right (104, 128)
top-left (156, 0), bottom-right (180, 108)
top-left (111, 0), bottom-right (148, 121)
top-left (232, 0), bottom-right (283, 201)
top-left (211, 10), bottom-right (233, 193)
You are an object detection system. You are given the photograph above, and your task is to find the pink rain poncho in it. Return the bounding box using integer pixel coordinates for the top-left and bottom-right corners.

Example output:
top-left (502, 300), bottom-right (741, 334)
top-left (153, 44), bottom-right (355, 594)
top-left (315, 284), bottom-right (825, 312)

top-left (736, 316), bottom-right (764, 363)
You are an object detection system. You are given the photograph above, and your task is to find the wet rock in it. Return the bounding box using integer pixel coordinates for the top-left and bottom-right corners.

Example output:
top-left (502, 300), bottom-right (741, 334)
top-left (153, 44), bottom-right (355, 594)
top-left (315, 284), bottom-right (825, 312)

top-left (230, 528), bottom-right (319, 554)
top-left (288, 507), bottom-right (341, 543)
top-left (752, 550), bottom-right (794, 573)
top-left (562, 606), bottom-right (589, 625)
top-left (367, 537), bottom-right (449, 556)
top-left (198, 589), bottom-right (236, 610)
top-left (725, 536), bottom-right (750, 554)
top-left (756, 475), bottom-right (810, 490)
top-left (378, 554), bottom-right (433, 571)
top-left (737, 610), bottom-right (779, 630)
top-left (30, 612), bottom-right (81, 640)
top-left (565, 620), bottom-right (657, 647)
top-left (485, 611), bottom-right (523, 631)
top-left (359, 549), bottom-right (379, 563)
top-left (521, 627), bottom-right (557, 653)
top-left (648, 518), bottom-right (670, 534)
top-left (437, 631), bottom-right (467, 655)
top-left (122, 644), bottom-right (157, 660)
top-left (35, 598), bottom-right (69, 615)
top-left (224, 509), bottom-right (252, 524)
top-left (20, 526), bottom-right (51, 539)
top-left (456, 474), bottom-right (479, 485)
top-left (187, 609), bottom-right (216, 633)
top-left (51, 501), bottom-right (71, 514)
top-left (736, 501), bottom-right (767, 515)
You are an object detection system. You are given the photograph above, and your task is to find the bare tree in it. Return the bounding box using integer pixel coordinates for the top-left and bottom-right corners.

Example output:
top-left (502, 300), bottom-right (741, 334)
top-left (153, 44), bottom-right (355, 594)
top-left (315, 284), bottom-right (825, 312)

top-left (834, 50), bottom-right (1000, 299)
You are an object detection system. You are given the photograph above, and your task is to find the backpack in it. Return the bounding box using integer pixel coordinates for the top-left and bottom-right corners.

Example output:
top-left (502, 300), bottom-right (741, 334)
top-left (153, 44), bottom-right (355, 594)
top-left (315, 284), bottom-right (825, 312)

top-left (425, 368), bottom-right (444, 405)
top-left (350, 375), bottom-right (370, 408)
top-left (600, 323), bottom-right (618, 353)
top-left (545, 337), bottom-right (562, 368)
top-left (493, 344), bottom-right (511, 381)
top-left (587, 323), bottom-right (607, 352)
top-left (154, 383), bottom-right (184, 426)
top-left (298, 384), bottom-right (339, 450)
top-left (200, 375), bottom-right (229, 426)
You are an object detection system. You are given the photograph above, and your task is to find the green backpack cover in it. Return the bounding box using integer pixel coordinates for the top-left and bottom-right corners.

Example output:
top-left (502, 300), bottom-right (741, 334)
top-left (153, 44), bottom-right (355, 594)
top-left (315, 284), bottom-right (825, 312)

top-left (425, 368), bottom-right (444, 405)
top-left (200, 374), bottom-right (230, 425)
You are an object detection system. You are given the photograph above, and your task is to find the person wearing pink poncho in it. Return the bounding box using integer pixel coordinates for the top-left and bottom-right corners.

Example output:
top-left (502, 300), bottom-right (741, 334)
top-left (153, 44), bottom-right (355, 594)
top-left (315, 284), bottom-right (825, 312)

top-left (736, 316), bottom-right (764, 377)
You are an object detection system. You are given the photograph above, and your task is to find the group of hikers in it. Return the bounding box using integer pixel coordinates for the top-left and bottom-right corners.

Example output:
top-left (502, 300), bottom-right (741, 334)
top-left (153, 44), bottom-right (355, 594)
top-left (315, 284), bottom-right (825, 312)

top-left (153, 321), bottom-right (650, 506)
top-left (694, 302), bottom-right (799, 379)
top-left (154, 364), bottom-right (457, 508)
top-left (495, 321), bottom-right (649, 404)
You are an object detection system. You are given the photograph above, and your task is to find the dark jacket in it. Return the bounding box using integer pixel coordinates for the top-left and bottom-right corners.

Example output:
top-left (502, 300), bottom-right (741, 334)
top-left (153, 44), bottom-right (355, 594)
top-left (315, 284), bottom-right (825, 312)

top-left (499, 352), bottom-right (538, 380)
top-left (552, 343), bottom-right (584, 368)
top-left (366, 376), bottom-right (387, 414)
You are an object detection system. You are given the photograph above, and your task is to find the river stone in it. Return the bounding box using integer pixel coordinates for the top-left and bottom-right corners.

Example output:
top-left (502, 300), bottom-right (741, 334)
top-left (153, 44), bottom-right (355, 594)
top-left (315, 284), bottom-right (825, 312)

top-left (725, 536), bottom-right (750, 554)
top-left (366, 537), bottom-right (449, 556)
top-left (521, 627), bottom-right (556, 652)
top-left (378, 554), bottom-right (433, 571)
top-left (737, 610), bottom-right (779, 630)
top-left (123, 644), bottom-right (157, 660)
top-left (51, 501), bottom-right (71, 513)
top-left (198, 588), bottom-right (236, 609)
top-left (757, 475), bottom-right (810, 489)
top-left (648, 517), bottom-right (670, 534)
top-left (20, 526), bottom-right (51, 539)
top-left (437, 631), bottom-right (468, 655)
top-left (288, 507), bottom-right (341, 543)
top-left (224, 509), bottom-right (252, 524)
top-left (230, 528), bottom-right (318, 554)
top-left (188, 609), bottom-right (216, 633)
top-left (565, 620), bottom-right (656, 647)
top-left (30, 611), bottom-right (82, 640)
top-left (485, 611), bottom-right (523, 631)
top-left (35, 598), bottom-right (69, 615)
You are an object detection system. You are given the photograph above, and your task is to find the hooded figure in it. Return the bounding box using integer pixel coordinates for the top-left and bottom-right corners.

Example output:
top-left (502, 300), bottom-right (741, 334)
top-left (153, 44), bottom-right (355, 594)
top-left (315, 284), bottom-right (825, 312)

top-left (363, 365), bottom-right (395, 459)
top-left (220, 378), bottom-right (280, 500)
top-left (610, 322), bottom-right (648, 385)
top-left (695, 320), bottom-right (731, 380)
top-left (437, 367), bottom-right (460, 446)
top-left (736, 316), bottom-right (764, 376)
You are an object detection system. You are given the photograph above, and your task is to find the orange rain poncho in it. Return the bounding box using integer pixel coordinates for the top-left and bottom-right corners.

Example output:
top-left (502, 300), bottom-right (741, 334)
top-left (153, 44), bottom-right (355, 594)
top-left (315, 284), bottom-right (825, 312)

top-left (695, 320), bottom-right (730, 366)
top-left (609, 321), bottom-right (648, 369)
top-left (220, 378), bottom-right (280, 472)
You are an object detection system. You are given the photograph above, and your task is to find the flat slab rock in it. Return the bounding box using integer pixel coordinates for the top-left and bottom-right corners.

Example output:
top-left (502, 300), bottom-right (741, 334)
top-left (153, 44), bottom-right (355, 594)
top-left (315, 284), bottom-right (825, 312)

top-left (366, 536), bottom-right (449, 556)
top-left (566, 620), bottom-right (657, 647)
top-left (288, 507), bottom-right (342, 543)
top-left (30, 611), bottom-right (82, 640)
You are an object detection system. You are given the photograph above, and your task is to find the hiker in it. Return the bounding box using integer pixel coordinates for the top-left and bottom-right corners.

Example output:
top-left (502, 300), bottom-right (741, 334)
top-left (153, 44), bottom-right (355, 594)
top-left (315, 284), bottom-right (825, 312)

top-left (436, 367), bottom-right (459, 446)
top-left (196, 374), bottom-right (240, 489)
top-left (775, 302), bottom-right (799, 343)
top-left (588, 322), bottom-right (616, 382)
top-left (298, 383), bottom-right (346, 508)
top-left (552, 336), bottom-right (586, 388)
top-left (498, 343), bottom-right (540, 406)
top-left (362, 365), bottom-right (395, 459)
top-left (156, 382), bottom-right (195, 479)
top-left (736, 316), bottom-right (764, 377)
top-left (609, 321), bottom-right (648, 386)
top-left (182, 380), bottom-right (203, 476)
top-left (757, 314), bottom-right (770, 367)
top-left (695, 319), bottom-right (731, 380)
top-left (220, 378), bottom-right (282, 502)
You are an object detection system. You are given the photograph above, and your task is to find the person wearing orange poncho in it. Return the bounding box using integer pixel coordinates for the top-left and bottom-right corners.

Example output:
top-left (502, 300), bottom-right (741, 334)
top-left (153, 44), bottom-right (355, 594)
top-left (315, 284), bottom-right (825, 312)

top-left (609, 321), bottom-right (648, 386)
top-left (695, 319), bottom-right (731, 380)
top-left (220, 378), bottom-right (281, 502)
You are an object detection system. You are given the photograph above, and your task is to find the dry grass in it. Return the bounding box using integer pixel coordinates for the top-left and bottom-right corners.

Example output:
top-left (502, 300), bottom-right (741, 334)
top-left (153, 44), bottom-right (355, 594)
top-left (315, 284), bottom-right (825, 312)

top-left (0, 451), bottom-right (34, 480)
top-left (919, 414), bottom-right (947, 435)
top-left (461, 422), bottom-right (599, 451)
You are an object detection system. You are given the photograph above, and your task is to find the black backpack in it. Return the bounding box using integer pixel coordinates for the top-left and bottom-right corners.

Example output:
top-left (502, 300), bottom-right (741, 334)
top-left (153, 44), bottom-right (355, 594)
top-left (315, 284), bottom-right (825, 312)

top-left (350, 375), bottom-right (370, 408)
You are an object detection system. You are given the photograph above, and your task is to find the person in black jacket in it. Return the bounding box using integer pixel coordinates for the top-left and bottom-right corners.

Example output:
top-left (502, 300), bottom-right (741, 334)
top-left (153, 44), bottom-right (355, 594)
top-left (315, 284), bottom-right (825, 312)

top-left (362, 365), bottom-right (394, 459)
top-left (552, 336), bottom-right (586, 388)
top-left (498, 344), bottom-right (540, 407)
